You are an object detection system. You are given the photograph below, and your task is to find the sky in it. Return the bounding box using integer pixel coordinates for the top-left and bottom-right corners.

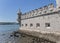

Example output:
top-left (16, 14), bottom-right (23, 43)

top-left (0, 0), bottom-right (56, 22)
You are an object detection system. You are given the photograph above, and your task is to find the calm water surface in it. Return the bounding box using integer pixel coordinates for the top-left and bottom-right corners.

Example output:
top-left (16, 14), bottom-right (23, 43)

top-left (0, 25), bottom-right (19, 43)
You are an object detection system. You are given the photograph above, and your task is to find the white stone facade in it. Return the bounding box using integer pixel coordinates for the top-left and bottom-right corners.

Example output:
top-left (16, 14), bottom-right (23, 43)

top-left (21, 12), bottom-right (60, 32)
top-left (17, 0), bottom-right (60, 33)
top-left (17, 1), bottom-right (60, 43)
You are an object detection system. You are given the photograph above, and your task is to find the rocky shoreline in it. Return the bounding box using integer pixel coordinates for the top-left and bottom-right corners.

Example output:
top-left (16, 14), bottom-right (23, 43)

top-left (9, 29), bottom-right (60, 43)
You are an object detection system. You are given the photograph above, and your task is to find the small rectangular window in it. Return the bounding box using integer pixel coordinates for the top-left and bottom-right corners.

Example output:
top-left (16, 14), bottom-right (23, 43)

top-left (25, 24), bottom-right (27, 26)
top-left (45, 23), bottom-right (50, 27)
top-left (22, 24), bottom-right (23, 26)
top-left (30, 23), bottom-right (33, 27)
top-left (36, 23), bottom-right (40, 27)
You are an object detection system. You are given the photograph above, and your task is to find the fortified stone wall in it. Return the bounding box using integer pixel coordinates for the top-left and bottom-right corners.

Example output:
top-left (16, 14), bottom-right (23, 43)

top-left (17, 0), bottom-right (60, 43)
top-left (21, 3), bottom-right (55, 20)
top-left (21, 10), bottom-right (60, 33)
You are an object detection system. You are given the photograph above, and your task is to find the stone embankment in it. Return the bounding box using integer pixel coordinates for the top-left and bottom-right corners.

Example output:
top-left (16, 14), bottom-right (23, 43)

top-left (12, 29), bottom-right (60, 43)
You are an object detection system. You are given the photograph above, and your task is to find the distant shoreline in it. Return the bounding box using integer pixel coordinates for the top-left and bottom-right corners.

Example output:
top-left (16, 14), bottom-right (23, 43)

top-left (0, 22), bottom-right (19, 25)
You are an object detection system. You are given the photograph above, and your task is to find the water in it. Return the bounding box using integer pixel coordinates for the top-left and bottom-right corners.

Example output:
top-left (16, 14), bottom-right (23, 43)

top-left (0, 25), bottom-right (19, 43)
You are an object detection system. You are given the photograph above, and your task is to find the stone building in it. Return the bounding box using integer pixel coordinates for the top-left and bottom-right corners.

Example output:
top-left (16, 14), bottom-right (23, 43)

top-left (18, 0), bottom-right (60, 33)
top-left (17, 0), bottom-right (60, 43)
